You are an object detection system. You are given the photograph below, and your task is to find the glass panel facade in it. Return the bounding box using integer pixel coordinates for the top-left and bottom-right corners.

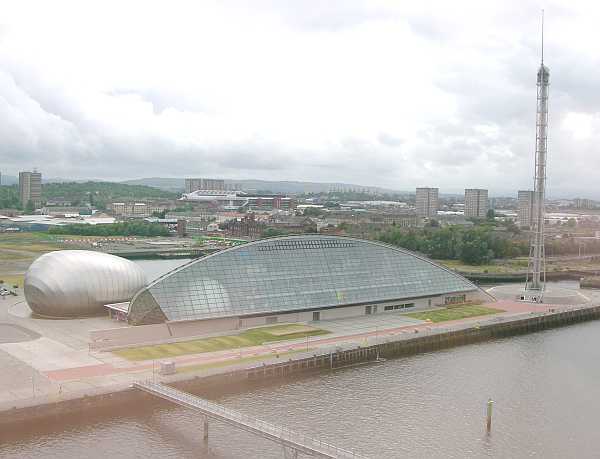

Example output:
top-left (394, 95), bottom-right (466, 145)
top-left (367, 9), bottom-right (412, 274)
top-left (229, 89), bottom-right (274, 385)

top-left (129, 236), bottom-right (479, 324)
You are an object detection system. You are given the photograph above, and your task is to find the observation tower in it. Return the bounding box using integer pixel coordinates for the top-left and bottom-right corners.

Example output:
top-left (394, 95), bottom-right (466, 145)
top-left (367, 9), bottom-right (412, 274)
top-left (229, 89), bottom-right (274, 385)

top-left (524, 11), bottom-right (549, 302)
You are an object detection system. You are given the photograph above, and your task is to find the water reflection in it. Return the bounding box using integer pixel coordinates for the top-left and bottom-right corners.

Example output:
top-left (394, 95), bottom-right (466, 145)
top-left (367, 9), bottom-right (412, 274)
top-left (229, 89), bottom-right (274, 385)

top-left (3, 320), bottom-right (600, 458)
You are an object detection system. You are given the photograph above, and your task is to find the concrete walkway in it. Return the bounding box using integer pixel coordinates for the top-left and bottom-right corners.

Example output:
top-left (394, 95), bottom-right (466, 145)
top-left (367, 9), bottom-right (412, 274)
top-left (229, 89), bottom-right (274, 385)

top-left (0, 289), bottom-right (597, 411)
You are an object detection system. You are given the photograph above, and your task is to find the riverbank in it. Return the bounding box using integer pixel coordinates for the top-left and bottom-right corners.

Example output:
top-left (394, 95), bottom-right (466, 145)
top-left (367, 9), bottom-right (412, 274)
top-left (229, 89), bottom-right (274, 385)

top-left (2, 301), bottom-right (599, 427)
top-left (460, 269), bottom-right (600, 283)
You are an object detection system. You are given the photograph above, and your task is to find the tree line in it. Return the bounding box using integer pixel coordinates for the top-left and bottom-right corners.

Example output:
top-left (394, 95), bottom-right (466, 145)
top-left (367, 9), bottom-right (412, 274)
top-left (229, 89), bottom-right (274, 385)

top-left (42, 181), bottom-right (178, 210)
top-left (48, 221), bottom-right (169, 237)
top-left (0, 185), bottom-right (21, 209)
top-left (378, 226), bottom-right (529, 265)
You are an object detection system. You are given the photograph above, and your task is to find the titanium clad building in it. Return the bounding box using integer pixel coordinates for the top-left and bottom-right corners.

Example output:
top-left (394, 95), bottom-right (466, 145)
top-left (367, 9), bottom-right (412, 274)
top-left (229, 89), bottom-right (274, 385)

top-left (128, 235), bottom-right (490, 327)
top-left (24, 251), bottom-right (147, 317)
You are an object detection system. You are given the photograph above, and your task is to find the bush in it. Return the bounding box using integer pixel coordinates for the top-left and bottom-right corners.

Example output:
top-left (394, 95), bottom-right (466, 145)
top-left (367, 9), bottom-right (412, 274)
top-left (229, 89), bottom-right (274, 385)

top-left (48, 222), bottom-right (169, 237)
top-left (378, 226), bottom-right (528, 265)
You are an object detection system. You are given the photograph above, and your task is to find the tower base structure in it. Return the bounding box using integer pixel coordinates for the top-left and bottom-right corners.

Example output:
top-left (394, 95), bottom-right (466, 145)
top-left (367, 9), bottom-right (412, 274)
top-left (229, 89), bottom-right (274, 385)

top-left (489, 284), bottom-right (590, 305)
top-left (520, 288), bottom-right (544, 303)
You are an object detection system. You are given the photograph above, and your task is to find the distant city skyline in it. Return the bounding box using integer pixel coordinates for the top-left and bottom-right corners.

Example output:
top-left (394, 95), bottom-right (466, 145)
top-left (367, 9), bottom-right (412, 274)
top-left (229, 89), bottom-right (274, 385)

top-left (2, 171), bottom-right (600, 201)
top-left (2, 2), bottom-right (600, 196)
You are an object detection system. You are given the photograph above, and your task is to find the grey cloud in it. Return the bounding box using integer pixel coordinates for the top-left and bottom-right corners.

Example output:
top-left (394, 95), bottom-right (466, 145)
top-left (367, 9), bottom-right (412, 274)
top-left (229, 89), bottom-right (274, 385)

top-left (2, 2), bottom-right (600, 197)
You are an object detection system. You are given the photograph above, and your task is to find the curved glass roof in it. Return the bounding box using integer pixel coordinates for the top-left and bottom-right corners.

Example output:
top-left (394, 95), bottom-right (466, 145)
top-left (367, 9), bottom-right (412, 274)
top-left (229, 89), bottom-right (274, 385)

top-left (128, 235), bottom-right (481, 325)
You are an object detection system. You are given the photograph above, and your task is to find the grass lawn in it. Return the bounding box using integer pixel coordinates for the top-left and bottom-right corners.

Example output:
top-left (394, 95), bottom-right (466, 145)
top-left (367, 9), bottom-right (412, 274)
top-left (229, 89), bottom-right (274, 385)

top-left (0, 232), bottom-right (61, 245)
top-left (405, 304), bottom-right (504, 323)
top-left (0, 274), bottom-right (25, 288)
top-left (437, 259), bottom-right (528, 274)
top-left (0, 233), bottom-right (64, 264)
top-left (114, 323), bottom-right (330, 361)
top-left (176, 349), bottom-right (304, 374)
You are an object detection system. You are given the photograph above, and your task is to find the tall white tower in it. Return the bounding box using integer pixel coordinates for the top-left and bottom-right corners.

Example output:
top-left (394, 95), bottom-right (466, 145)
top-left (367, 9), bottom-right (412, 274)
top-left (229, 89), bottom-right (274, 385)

top-left (525, 12), bottom-right (549, 299)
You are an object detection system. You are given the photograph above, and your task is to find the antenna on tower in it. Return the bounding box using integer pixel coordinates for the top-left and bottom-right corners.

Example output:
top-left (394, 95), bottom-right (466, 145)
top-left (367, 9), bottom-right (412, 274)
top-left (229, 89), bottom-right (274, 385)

top-left (541, 9), bottom-right (544, 64)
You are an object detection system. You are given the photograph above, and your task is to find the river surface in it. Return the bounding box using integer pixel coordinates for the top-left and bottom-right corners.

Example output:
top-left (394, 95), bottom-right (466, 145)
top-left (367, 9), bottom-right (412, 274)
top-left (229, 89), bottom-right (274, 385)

top-left (1, 260), bottom-right (599, 458)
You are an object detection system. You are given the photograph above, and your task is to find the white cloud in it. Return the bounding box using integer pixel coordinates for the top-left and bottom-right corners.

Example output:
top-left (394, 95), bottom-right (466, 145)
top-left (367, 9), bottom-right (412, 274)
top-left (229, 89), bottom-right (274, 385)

top-left (0, 0), bottom-right (599, 196)
top-left (562, 112), bottom-right (596, 140)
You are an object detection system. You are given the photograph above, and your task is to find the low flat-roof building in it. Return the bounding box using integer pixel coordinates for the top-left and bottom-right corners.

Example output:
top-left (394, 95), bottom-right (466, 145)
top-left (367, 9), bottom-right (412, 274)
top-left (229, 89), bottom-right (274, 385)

top-left (181, 190), bottom-right (295, 211)
top-left (128, 235), bottom-right (491, 328)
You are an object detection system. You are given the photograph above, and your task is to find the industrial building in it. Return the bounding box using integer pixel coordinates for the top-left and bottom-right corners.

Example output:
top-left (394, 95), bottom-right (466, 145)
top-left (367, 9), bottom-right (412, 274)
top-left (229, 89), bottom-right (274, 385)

top-left (574, 198), bottom-right (595, 209)
top-left (518, 190), bottom-right (535, 228)
top-left (464, 189), bottom-right (489, 218)
top-left (19, 170), bottom-right (42, 208)
top-left (109, 201), bottom-right (173, 218)
top-left (185, 178), bottom-right (226, 193)
top-left (181, 190), bottom-right (295, 211)
top-left (128, 235), bottom-right (490, 327)
top-left (415, 187), bottom-right (438, 219)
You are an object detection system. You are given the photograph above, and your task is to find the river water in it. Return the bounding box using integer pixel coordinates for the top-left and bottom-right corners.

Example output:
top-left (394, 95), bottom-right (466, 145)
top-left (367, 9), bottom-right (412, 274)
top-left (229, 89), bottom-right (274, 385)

top-left (1, 260), bottom-right (600, 458)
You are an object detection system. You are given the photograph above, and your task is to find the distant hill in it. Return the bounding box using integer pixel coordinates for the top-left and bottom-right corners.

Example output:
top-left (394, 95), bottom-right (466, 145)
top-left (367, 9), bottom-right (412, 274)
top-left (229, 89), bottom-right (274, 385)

top-left (121, 177), bottom-right (186, 192)
top-left (42, 181), bottom-right (179, 209)
top-left (121, 177), bottom-right (406, 195)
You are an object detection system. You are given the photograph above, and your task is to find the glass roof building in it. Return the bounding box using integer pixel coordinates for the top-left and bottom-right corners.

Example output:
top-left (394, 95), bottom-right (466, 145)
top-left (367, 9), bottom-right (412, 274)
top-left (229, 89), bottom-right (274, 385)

top-left (128, 235), bottom-right (488, 326)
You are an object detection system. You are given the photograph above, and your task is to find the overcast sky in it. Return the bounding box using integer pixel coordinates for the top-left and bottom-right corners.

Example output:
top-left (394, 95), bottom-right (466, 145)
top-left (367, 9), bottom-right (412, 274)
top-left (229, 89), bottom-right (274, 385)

top-left (1, 0), bottom-right (599, 196)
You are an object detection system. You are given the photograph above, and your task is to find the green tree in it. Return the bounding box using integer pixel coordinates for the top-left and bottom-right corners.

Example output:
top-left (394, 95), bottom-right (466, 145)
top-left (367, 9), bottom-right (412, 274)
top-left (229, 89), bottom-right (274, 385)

top-left (262, 228), bottom-right (286, 238)
top-left (25, 200), bottom-right (35, 213)
top-left (302, 207), bottom-right (324, 217)
top-left (48, 221), bottom-right (169, 237)
top-left (0, 185), bottom-right (21, 209)
top-left (378, 225), bottom-right (523, 265)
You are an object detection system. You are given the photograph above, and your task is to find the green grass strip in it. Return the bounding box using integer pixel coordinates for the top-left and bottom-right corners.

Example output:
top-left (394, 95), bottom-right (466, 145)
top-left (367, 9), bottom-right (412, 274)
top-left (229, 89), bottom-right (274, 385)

top-left (114, 324), bottom-right (329, 361)
top-left (405, 305), bottom-right (504, 323)
top-left (176, 349), bottom-right (305, 373)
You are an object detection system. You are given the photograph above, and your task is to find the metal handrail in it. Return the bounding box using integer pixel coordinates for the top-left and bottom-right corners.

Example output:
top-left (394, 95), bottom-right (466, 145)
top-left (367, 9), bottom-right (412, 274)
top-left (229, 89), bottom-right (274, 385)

top-left (134, 381), bottom-right (363, 458)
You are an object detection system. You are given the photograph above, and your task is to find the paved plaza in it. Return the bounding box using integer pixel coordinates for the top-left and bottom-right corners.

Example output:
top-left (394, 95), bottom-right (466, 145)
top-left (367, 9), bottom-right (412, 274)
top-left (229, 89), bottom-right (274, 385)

top-left (0, 286), bottom-right (598, 412)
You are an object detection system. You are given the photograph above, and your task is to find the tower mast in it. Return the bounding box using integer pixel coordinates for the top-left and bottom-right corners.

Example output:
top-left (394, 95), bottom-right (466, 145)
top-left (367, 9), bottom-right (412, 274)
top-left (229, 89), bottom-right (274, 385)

top-left (525, 10), bottom-right (549, 298)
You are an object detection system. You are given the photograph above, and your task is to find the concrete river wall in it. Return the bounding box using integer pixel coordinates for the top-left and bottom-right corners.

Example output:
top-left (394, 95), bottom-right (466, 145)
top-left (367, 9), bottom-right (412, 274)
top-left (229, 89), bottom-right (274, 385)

top-left (3, 305), bottom-right (600, 426)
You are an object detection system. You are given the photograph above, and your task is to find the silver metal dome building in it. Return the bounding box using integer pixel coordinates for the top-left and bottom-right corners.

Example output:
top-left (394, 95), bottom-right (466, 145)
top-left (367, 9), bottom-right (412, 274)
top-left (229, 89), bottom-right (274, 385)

top-left (24, 250), bottom-right (147, 318)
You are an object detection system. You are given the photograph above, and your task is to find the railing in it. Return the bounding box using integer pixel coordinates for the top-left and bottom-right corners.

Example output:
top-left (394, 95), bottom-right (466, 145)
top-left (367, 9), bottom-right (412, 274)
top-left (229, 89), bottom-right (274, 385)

top-left (134, 381), bottom-right (365, 459)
